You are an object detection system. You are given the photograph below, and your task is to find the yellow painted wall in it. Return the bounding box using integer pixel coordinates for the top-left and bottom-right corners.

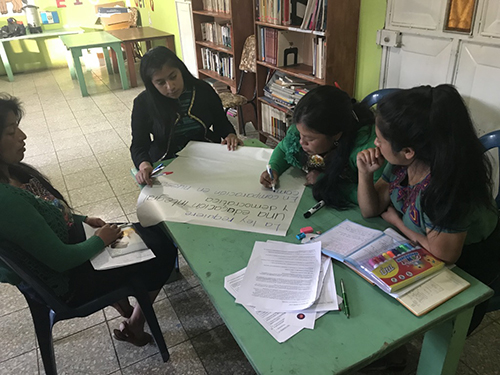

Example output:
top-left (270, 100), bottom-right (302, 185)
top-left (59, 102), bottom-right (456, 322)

top-left (136, 0), bottom-right (182, 58)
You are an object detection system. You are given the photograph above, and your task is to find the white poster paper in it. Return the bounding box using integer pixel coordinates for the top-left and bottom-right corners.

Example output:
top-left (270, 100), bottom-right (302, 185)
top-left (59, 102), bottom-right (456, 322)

top-left (136, 142), bottom-right (306, 236)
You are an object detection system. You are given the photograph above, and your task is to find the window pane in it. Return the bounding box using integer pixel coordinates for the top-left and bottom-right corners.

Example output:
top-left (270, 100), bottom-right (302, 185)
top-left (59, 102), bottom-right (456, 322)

top-left (446, 0), bottom-right (476, 33)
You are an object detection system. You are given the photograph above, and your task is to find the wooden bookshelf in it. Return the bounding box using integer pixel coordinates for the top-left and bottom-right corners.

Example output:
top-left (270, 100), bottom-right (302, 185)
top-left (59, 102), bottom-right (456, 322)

top-left (191, 0), bottom-right (255, 102)
top-left (254, 0), bottom-right (361, 143)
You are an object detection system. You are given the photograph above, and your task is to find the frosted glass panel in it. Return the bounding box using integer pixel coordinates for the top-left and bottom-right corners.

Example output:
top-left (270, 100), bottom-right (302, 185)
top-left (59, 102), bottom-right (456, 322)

top-left (390, 0), bottom-right (441, 30)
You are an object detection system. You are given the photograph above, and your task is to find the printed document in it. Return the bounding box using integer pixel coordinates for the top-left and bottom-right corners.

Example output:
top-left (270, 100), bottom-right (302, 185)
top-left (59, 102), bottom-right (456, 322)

top-left (235, 241), bottom-right (322, 311)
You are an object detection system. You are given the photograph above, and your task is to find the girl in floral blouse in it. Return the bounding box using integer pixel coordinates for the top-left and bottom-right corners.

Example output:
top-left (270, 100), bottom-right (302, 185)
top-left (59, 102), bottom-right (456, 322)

top-left (357, 84), bottom-right (499, 332)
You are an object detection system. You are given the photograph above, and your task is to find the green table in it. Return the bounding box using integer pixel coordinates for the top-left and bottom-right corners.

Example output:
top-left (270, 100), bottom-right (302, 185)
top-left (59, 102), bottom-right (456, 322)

top-left (0, 28), bottom-right (82, 82)
top-left (59, 32), bottom-right (129, 97)
top-left (160, 140), bottom-right (493, 374)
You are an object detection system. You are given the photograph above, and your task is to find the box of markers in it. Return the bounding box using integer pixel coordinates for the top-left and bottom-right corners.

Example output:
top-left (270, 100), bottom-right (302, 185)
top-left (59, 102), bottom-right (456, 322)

top-left (347, 242), bottom-right (445, 293)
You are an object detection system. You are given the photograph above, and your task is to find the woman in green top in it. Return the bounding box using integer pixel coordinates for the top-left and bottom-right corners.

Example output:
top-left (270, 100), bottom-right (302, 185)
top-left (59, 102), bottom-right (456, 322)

top-left (0, 95), bottom-right (177, 347)
top-left (357, 85), bottom-right (499, 333)
top-left (260, 85), bottom-right (384, 209)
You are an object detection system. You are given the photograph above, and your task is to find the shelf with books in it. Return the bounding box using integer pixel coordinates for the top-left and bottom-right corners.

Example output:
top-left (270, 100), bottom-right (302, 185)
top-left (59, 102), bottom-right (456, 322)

top-left (254, 0), bottom-right (361, 143)
top-left (198, 69), bottom-right (235, 88)
top-left (195, 40), bottom-right (233, 55)
top-left (191, 0), bottom-right (255, 127)
top-left (192, 10), bottom-right (232, 20)
top-left (257, 61), bottom-right (324, 85)
top-left (258, 96), bottom-right (293, 115)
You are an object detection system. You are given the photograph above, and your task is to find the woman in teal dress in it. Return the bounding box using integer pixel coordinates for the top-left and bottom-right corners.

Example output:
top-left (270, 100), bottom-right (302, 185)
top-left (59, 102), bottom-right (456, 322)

top-left (357, 84), bottom-right (500, 333)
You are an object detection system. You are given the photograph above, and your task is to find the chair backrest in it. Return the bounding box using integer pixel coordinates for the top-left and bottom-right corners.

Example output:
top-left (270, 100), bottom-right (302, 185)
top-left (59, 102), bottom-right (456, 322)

top-left (479, 130), bottom-right (500, 208)
top-left (239, 35), bottom-right (256, 73)
top-left (0, 245), bottom-right (69, 313)
top-left (360, 88), bottom-right (401, 108)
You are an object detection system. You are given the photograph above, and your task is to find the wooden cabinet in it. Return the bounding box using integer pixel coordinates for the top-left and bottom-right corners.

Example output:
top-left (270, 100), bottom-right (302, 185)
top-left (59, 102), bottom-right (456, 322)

top-left (190, 0), bottom-right (255, 91)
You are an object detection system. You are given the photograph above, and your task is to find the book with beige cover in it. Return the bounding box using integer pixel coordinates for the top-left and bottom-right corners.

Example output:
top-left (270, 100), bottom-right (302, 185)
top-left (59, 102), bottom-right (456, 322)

top-left (397, 268), bottom-right (470, 316)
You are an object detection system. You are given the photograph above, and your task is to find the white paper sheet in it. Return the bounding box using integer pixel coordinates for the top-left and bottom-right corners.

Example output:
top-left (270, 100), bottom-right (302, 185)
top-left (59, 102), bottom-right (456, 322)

top-left (225, 268), bottom-right (326, 343)
top-left (84, 224), bottom-right (155, 270)
top-left (235, 241), bottom-right (322, 311)
top-left (136, 142), bottom-right (306, 236)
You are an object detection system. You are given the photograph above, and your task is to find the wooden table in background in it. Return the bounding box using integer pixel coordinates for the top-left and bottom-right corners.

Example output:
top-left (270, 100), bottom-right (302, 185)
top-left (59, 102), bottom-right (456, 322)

top-left (106, 27), bottom-right (175, 87)
top-left (60, 32), bottom-right (129, 97)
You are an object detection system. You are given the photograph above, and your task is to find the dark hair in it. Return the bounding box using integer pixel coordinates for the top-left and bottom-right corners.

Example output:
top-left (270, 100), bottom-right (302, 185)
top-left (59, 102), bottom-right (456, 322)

top-left (0, 94), bottom-right (69, 205)
top-left (376, 84), bottom-right (494, 229)
top-left (293, 85), bottom-right (374, 209)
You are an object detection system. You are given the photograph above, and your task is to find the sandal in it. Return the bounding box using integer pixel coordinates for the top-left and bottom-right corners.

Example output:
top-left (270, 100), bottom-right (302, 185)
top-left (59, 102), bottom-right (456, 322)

top-left (113, 322), bottom-right (152, 347)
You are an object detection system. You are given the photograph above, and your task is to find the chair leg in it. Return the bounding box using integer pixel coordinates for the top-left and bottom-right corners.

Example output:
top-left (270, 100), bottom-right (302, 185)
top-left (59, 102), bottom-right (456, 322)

top-left (237, 105), bottom-right (246, 136)
top-left (25, 297), bottom-right (58, 375)
top-left (135, 292), bottom-right (170, 362)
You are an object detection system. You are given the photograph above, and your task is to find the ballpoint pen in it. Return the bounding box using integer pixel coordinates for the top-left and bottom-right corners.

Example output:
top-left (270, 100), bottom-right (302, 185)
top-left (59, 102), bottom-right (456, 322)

top-left (151, 163), bottom-right (165, 177)
top-left (266, 164), bottom-right (276, 192)
top-left (340, 279), bottom-right (350, 318)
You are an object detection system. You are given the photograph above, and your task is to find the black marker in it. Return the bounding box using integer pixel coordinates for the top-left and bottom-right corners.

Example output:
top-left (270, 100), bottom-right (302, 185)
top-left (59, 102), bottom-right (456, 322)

top-left (303, 200), bottom-right (325, 218)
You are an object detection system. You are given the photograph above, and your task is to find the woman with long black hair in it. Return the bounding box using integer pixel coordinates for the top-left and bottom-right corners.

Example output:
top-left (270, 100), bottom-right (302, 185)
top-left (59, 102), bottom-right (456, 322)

top-left (357, 84), bottom-right (500, 333)
top-left (131, 46), bottom-right (242, 185)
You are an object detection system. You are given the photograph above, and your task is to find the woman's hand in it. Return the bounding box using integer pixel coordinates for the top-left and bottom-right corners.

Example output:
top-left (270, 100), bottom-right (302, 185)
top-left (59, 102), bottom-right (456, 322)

top-left (136, 161), bottom-right (154, 186)
top-left (95, 224), bottom-right (122, 246)
top-left (260, 169), bottom-right (279, 189)
top-left (221, 133), bottom-right (243, 151)
top-left (357, 147), bottom-right (385, 175)
top-left (305, 170), bottom-right (321, 186)
top-left (381, 206), bottom-right (402, 227)
top-left (84, 217), bottom-right (106, 228)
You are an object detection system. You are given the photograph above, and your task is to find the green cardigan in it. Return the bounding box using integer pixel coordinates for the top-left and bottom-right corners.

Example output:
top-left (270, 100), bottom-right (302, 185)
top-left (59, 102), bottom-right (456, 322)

top-left (0, 184), bottom-right (104, 296)
top-left (269, 124), bottom-right (384, 204)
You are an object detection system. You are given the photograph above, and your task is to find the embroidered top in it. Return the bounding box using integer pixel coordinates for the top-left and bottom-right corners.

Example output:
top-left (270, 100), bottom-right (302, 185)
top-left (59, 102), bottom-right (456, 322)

top-left (382, 164), bottom-right (497, 245)
top-left (20, 177), bottom-right (74, 227)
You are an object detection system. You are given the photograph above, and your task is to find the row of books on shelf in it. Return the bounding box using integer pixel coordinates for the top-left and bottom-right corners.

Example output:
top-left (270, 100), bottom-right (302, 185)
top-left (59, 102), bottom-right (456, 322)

top-left (200, 48), bottom-right (234, 80)
top-left (201, 22), bottom-right (232, 48)
top-left (257, 0), bottom-right (327, 31)
top-left (264, 71), bottom-right (317, 111)
top-left (261, 101), bottom-right (292, 140)
top-left (202, 0), bottom-right (230, 13)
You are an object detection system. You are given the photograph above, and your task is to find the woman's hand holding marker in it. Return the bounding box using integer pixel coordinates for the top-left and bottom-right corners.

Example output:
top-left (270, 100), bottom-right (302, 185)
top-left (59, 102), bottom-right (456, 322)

top-left (136, 162), bottom-right (154, 186)
top-left (260, 168), bottom-right (279, 190)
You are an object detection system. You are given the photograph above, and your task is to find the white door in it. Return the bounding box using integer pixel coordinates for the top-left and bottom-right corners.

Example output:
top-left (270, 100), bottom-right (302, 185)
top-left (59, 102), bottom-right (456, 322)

top-left (176, 0), bottom-right (199, 78)
top-left (380, 0), bottom-right (500, 136)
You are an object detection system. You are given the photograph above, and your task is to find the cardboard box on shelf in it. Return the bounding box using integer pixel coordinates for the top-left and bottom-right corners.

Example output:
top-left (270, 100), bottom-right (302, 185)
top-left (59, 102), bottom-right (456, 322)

top-left (95, 1), bottom-right (131, 31)
top-left (100, 13), bottom-right (131, 30)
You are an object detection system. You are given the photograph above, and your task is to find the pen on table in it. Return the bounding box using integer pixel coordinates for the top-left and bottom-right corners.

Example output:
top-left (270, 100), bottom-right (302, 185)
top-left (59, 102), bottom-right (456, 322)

top-left (303, 200), bottom-right (325, 218)
top-left (340, 279), bottom-right (350, 319)
top-left (266, 164), bottom-right (276, 192)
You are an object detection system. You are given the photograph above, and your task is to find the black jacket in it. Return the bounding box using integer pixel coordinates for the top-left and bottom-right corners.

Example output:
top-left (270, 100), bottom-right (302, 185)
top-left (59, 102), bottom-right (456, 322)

top-left (130, 80), bottom-right (236, 168)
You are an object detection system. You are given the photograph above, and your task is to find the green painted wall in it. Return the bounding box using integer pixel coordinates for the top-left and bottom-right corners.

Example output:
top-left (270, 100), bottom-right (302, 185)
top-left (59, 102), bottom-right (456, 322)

top-left (0, 0), bottom-right (385, 94)
top-left (354, 0), bottom-right (387, 101)
top-left (137, 0), bottom-right (182, 59)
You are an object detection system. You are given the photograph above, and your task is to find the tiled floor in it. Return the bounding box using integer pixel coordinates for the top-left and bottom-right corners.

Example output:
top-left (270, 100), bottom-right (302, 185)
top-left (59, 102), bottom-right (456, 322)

top-left (0, 67), bottom-right (499, 374)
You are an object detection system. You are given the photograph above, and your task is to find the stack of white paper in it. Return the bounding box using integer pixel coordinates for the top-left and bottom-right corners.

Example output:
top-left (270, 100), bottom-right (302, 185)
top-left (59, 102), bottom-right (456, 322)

top-left (224, 241), bottom-right (341, 343)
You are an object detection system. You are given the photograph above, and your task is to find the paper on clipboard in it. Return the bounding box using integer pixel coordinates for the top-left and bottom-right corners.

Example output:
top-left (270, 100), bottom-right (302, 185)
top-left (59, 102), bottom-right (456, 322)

top-left (84, 223), bottom-right (155, 270)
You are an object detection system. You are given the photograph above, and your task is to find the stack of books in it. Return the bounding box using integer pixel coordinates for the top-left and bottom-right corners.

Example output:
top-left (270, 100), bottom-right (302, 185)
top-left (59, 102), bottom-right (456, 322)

top-left (263, 71), bottom-right (317, 110)
top-left (200, 48), bottom-right (234, 79)
top-left (260, 102), bottom-right (291, 140)
top-left (311, 220), bottom-right (471, 316)
top-left (201, 22), bottom-right (232, 48)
